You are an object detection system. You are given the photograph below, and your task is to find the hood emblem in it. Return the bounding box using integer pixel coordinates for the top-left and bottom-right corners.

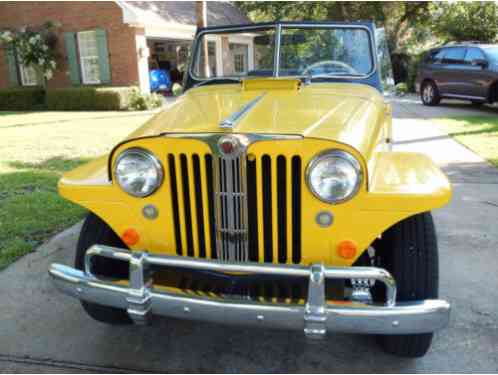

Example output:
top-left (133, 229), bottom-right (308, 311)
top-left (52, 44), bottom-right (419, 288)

top-left (219, 93), bottom-right (266, 129)
top-left (217, 135), bottom-right (239, 156)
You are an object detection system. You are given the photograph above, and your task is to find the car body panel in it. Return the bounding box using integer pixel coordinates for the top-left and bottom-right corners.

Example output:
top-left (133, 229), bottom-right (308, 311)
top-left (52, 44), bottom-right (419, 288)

top-left (124, 80), bottom-right (386, 163)
top-left (59, 78), bottom-right (451, 267)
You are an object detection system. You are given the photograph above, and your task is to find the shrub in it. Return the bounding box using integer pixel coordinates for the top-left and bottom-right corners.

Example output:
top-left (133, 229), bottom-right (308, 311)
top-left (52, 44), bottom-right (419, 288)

top-left (46, 87), bottom-right (134, 111)
top-left (0, 87), bottom-right (45, 110)
top-left (395, 83), bottom-right (408, 96)
top-left (171, 83), bottom-right (183, 97)
top-left (128, 88), bottom-right (162, 111)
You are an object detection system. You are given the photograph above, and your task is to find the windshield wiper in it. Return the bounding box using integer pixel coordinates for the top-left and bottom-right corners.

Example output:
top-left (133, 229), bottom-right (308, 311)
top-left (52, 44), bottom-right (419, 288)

top-left (194, 77), bottom-right (242, 88)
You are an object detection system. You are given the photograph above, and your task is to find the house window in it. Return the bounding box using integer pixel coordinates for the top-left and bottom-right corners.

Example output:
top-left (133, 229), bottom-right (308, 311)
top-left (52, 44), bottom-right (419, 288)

top-left (208, 41), bottom-right (217, 76)
top-left (19, 63), bottom-right (39, 86)
top-left (77, 31), bottom-right (101, 84)
top-left (229, 43), bottom-right (248, 75)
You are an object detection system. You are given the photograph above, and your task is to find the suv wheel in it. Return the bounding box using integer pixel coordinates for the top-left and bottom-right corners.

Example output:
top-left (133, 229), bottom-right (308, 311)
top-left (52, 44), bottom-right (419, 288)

top-left (421, 81), bottom-right (441, 106)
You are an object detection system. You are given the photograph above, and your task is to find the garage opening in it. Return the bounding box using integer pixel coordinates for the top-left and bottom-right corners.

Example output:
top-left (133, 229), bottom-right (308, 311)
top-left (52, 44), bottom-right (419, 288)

top-left (147, 38), bottom-right (191, 95)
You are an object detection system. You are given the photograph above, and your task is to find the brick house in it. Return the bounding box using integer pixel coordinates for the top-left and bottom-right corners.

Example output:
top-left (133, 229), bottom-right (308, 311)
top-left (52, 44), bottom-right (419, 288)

top-left (0, 1), bottom-right (250, 92)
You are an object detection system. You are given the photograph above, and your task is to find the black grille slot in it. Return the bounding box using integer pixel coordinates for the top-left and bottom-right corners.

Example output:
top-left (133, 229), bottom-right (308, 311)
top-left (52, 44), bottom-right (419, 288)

top-left (168, 154), bottom-right (183, 255)
top-left (261, 155), bottom-right (273, 262)
top-left (277, 156), bottom-right (287, 263)
top-left (292, 156), bottom-right (302, 264)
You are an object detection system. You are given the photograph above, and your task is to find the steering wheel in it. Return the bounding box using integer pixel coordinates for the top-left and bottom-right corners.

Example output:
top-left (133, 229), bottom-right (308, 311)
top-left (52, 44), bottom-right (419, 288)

top-left (302, 60), bottom-right (359, 76)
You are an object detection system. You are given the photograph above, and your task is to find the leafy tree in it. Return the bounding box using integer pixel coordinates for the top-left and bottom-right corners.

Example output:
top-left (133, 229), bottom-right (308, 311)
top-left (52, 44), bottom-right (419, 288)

top-left (432, 2), bottom-right (498, 43)
top-left (236, 2), bottom-right (431, 53)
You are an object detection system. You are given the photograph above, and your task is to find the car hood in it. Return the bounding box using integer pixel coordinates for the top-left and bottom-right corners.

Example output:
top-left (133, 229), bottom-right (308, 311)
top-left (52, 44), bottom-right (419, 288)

top-left (127, 80), bottom-right (386, 160)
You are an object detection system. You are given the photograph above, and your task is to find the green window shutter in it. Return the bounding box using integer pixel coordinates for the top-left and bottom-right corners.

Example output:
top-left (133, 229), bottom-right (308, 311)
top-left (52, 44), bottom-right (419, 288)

top-left (64, 32), bottom-right (81, 85)
top-left (5, 46), bottom-right (19, 87)
top-left (95, 28), bottom-right (111, 84)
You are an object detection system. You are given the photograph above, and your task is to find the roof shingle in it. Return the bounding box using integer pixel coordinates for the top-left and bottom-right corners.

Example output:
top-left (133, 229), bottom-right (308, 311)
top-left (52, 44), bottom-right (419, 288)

top-left (125, 1), bottom-right (251, 27)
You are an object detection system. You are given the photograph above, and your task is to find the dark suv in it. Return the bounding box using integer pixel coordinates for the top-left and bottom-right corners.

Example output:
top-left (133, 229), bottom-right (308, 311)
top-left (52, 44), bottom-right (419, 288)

top-left (416, 43), bottom-right (498, 106)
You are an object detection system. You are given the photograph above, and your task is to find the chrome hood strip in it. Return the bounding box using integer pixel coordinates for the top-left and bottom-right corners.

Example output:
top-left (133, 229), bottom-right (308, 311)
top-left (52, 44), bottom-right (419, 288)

top-left (219, 93), bottom-right (266, 129)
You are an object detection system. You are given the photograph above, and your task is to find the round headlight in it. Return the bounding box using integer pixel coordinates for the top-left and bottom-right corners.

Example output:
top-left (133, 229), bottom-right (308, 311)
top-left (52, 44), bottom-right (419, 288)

top-left (114, 148), bottom-right (163, 197)
top-left (306, 150), bottom-right (362, 204)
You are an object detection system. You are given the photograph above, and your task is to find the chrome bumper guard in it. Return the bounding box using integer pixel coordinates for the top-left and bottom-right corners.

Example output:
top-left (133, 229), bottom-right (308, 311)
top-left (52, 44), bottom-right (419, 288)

top-left (49, 245), bottom-right (450, 338)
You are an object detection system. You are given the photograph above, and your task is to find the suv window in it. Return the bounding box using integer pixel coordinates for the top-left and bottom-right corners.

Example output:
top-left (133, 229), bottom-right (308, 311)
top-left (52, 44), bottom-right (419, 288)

top-left (464, 48), bottom-right (485, 63)
top-left (442, 47), bottom-right (466, 64)
top-left (426, 49), bottom-right (445, 64)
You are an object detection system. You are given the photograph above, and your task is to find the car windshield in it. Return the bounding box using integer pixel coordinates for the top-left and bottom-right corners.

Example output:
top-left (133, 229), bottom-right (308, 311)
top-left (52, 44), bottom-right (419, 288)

top-left (191, 25), bottom-right (374, 81)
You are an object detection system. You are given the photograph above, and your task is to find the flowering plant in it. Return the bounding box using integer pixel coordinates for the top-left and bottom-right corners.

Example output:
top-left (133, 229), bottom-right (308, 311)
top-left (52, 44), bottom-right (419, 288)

top-left (0, 21), bottom-right (59, 83)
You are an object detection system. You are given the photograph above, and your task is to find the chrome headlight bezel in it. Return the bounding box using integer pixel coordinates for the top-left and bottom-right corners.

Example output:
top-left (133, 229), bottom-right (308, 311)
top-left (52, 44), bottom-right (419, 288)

top-left (306, 150), bottom-right (363, 204)
top-left (114, 148), bottom-right (164, 198)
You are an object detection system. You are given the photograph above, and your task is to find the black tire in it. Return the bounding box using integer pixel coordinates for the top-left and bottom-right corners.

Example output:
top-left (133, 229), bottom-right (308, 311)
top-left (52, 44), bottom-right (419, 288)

top-left (75, 213), bottom-right (132, 325)
top-left (420, 81), bottom-right (441, 106)
top-left (373, 212), bottom-right (439, 357)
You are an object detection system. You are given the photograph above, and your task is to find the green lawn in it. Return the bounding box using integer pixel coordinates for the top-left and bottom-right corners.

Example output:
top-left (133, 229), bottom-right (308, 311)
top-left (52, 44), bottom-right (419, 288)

top-left (435, 116), bottom-right (498, 168)
top-left (0, 111), bottom-right (154, 269)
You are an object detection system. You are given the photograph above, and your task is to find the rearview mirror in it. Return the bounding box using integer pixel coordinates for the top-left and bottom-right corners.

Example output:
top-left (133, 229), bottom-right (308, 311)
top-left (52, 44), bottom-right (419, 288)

top-left (472, 58), bottom-right (488, 69)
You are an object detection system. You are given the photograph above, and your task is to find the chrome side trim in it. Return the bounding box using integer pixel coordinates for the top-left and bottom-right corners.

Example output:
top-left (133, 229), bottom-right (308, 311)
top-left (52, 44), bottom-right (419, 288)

top-left (219, 94), bottom-right (266, 129)
top-left (49, 245), bottom-right (451, 336)
top-left (442, 93), bottom-right (486, 100)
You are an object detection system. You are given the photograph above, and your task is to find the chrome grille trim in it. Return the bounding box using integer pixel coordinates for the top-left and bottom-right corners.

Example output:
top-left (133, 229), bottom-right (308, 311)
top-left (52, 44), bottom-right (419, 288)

top-left (215, 151), bottom-right (248, 261)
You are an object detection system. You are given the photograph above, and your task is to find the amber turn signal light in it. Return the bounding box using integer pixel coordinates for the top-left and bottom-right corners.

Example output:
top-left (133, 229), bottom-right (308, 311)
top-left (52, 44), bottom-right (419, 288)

top-left (337, 239), bottom-right (357, 259)
top-left (122, 228), bottom-right (140, 246)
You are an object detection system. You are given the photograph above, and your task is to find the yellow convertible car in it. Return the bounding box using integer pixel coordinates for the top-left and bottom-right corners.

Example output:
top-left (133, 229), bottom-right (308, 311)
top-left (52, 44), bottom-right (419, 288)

top-left (49, 22), bottom-right (452, 357)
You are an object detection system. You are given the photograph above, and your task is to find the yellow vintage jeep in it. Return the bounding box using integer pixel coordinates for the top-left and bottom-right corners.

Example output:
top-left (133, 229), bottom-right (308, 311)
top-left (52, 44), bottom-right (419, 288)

top-left (50, 22), bottom-right (451, 357)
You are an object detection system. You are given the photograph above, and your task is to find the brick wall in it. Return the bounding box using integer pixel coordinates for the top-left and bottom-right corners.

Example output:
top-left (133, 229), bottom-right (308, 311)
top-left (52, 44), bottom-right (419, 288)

top-left (0, 1), bottom-right (141, 89)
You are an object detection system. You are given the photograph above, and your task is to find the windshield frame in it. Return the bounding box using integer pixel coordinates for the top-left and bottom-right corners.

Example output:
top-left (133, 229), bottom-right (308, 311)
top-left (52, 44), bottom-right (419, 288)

top-left (188, 22), bottom-right (377, 84)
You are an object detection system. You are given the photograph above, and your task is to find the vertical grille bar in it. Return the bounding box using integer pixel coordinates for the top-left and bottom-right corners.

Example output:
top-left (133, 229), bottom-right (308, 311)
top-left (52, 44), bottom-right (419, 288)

top-left (285, 156), bottom-right (294, 264)
top-left (199, 155), bottom-right (212, 258)
top-left (255, 156), bottom-right (265, 262)
top-left (271, 157), bottom-right (279, 263)
top-left (187, 155), bottom-right (200, 258)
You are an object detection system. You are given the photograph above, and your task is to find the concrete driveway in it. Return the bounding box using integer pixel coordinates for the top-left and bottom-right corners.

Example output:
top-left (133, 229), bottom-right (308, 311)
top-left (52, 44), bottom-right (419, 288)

top-left (1, 97), bottom-right (498, 373)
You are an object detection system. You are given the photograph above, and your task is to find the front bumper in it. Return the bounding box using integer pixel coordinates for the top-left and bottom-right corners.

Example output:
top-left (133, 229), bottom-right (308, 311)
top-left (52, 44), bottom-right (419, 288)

top-left (49, 245), bottom-right (450, 338)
